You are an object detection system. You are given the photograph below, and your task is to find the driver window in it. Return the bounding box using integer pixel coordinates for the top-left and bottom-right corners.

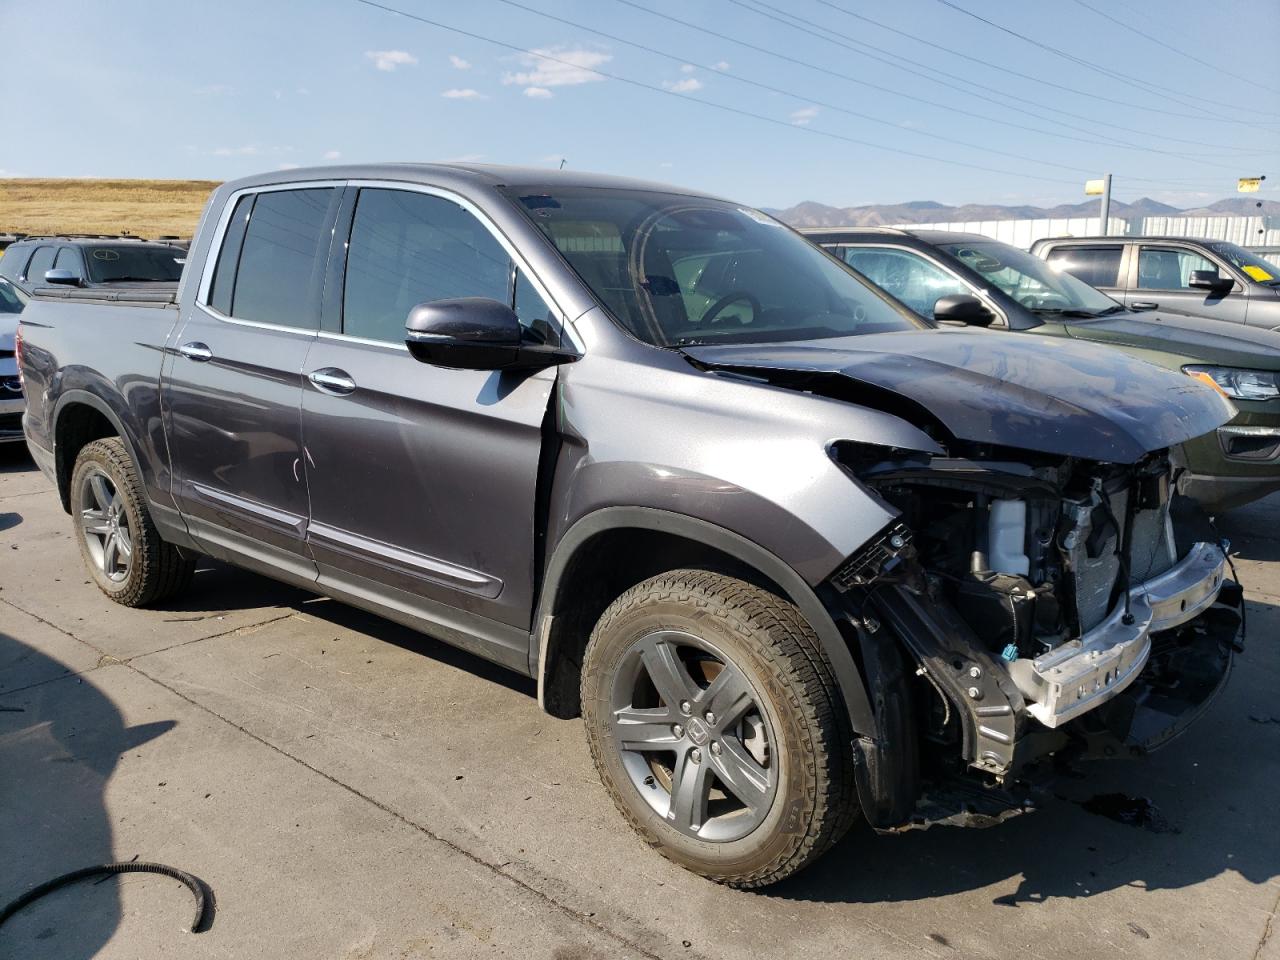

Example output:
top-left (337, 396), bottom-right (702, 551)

top-left (841, 247), bottom-right (972, 321)
top-left (1137, 247), bottom-right (1220, 291)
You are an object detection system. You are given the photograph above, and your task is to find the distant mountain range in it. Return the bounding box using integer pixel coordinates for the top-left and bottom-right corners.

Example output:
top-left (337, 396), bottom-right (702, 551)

top-left (764, 196), bottom-right (1280, 228)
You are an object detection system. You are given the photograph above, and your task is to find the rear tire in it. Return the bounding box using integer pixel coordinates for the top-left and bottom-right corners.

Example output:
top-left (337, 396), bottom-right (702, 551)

top-left (581, 569), bottom-right (856, 888)
top-left (70, 437), bottom-right (195, 607)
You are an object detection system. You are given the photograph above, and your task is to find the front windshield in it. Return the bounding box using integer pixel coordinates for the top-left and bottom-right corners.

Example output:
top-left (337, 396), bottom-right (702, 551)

top-left (940, 239), bottom-right (1122, 316)
top-left (84, 245), bottom-right (185, 283)
top-left (1206, 241), bottom-right (1280, 286)
top-left (504, 188), bottom-right (924, 346)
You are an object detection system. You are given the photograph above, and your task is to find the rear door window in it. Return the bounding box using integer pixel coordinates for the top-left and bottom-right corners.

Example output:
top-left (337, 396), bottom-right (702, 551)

top-left (1137, 246), bottom-right (1222, 290)
top-left (1045, 245), bottom-right (1123, 288)
top-left (342, 188), bottom-right (513, 343)
top-left (25, 246), bottom-right (56, 282)
top-left (227, 188), bottom-right (336, 329)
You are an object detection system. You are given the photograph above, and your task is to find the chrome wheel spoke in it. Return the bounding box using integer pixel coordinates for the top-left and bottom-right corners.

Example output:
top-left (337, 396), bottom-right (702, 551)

top-left (668, 748), bottom-right (713, 834)
top-left (115, 527), bottom-right (133, 560)
top-left (102, 533), bottom-right (119, 572)
top-left (613, 706), bottom-right (678, 751)
top-left (711, 737), bottom-right (772, 809)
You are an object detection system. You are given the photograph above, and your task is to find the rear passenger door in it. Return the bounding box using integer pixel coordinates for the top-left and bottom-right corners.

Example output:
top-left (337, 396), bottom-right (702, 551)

top-left (1131, 243), bottom-right (1249, 324)
top-left (163, 184), bottom-right (341, 583)
top-left (299, 184), bottom-right (561, 666)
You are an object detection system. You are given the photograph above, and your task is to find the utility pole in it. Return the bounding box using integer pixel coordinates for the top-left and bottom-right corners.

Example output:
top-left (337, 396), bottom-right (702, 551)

top-left (1085, 174), bottom-right (1113, 235)
top-left (1099, 173), bottom-right (1112, 236)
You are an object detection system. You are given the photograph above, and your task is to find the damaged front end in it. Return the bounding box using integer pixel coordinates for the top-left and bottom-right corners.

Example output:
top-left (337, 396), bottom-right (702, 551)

top-left (827, 443), bottom-right (1242, 828)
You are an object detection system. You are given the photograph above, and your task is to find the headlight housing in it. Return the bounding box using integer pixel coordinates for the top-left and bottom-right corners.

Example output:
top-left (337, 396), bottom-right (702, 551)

top-left (1184, 365), bottom-right (1280, 401)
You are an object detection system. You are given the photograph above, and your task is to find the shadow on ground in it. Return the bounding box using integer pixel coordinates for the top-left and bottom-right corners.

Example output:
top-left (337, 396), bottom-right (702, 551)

top-left (0, 633), bottom-right (177, 958)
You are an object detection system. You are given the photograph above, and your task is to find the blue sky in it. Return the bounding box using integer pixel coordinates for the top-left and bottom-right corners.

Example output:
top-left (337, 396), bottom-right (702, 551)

top-left (4, 0), bottom-right (1277, 209)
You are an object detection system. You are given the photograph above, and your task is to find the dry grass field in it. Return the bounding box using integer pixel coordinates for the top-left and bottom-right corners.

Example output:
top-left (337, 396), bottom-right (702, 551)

top-left (0, 178), bottom-right (219, 238)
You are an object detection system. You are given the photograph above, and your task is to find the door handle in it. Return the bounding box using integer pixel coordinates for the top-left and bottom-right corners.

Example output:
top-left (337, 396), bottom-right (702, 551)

top-left (1131, 301), bottom-right (1159, 311)
top-left (308, 368), bottom-right (357, 395)
top-left (179, 341), bottom-right (213, 362)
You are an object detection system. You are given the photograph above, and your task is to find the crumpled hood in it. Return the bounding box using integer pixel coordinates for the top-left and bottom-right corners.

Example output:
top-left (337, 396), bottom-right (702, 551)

top-left (683, 327), bottom-right (1236, 463)
top-left (1065, 311), bottom-right (1280, 367)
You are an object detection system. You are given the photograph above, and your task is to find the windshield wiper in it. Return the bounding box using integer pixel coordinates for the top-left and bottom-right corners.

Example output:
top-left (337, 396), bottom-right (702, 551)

top-left (1030, 306), bottom-right (1122, 319)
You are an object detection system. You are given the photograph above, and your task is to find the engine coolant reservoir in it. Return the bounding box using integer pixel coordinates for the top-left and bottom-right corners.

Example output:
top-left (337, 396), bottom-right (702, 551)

top-left (988, 499), bottom-right (1030, 576)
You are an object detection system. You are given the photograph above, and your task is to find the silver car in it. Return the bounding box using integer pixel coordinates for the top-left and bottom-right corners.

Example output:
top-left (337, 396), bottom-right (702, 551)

top-left (0, 278), bottom-right (25, 442)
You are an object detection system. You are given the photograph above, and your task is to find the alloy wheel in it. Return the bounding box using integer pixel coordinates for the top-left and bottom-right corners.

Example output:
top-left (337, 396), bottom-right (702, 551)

top-left (79, 467), bottom-right (133, 582)
top-left (609, 629), bottom-right (778, 842)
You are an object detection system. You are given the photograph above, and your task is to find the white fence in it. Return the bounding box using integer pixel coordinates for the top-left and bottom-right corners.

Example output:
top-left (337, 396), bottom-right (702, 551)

top-left (891, 215), bottom-right (1280, 266)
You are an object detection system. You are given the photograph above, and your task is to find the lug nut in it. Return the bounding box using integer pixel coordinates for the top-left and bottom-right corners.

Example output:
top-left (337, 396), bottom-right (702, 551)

top-left (968, 666), bottom-right (982, 679)
top-left (705, 711), bottom-right (716, 725)
top-left (690, 748), bottom-right (702, 764)
top-left (679, 700), bottom-right (692, 715)
top-left (967, 686), bottom-right (982, 700)
top-left (673, 724), bottom-right (684, 738)
top-left (710, 742), bottom-right (722, 757)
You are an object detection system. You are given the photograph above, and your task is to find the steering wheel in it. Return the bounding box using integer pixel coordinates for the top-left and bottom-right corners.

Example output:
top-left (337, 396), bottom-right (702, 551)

top-left (702, 290), bottom-right (762, 325)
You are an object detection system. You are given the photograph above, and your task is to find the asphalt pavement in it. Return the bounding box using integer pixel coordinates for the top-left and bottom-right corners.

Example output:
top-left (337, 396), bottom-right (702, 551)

top-left (2, 443), bottom-right (1278, 960)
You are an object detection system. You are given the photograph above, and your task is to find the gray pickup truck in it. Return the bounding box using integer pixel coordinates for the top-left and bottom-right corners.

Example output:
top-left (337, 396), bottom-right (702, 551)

top-left (18, 164), bottom-right (1243, 887)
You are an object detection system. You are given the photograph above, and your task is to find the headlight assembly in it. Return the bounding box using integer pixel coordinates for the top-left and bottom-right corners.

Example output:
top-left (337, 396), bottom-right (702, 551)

top-left (1184, 365), bottom-right (1280, 402)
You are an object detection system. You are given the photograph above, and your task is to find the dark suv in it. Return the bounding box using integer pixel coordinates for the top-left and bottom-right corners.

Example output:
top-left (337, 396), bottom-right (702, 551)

top-left (1030, 235), bottom-right (1280, 329)
top-left (0, 237), bottom-right (185, 294)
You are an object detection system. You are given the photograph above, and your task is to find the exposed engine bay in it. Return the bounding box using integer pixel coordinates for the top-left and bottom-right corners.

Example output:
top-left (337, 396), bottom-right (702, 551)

top-left (828, 442), bottom-right (1242, 826)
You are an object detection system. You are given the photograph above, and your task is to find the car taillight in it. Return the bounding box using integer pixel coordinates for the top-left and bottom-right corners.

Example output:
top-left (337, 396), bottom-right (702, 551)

top-left (14, 326), bottom-right (23, 388)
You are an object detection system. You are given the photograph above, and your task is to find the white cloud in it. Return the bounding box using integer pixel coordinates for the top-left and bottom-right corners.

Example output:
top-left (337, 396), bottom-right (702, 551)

top-left (503, 47), bottom-right (610, 88)
top-left (213, 145), bottom-right (260, 156)
top-left (442, 88), bottom-right (487, 100)
top-left (449, 55), bottom-right (471, 70)
top-left (323, 150), bottom-right (342, 160)
top-left (659, 162), bottom-right (674, 168)
top-left (790, 106), bottom-right (819, 125)
top-left (680, 64), bottom-right (696, 73)
top-left (663, 77), bottom-right (702, 93)
top-left (366, 50), bottom-right (418, 72)
top-left (277, 163), bottom-right (301, 170)
top-left (524, 86), bottom-right (554, 99)
top-left (713, 60), bottom-right (730, 71)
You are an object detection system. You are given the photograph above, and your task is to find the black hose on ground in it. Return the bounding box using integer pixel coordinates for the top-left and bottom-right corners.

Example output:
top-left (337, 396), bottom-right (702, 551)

top-left (0, 862), bottom-right (212, 934)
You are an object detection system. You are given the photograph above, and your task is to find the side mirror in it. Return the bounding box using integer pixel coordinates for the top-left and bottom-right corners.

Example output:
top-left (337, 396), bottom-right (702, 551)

top-left (43, 268), bottom-right (83, 287)
top-left (933, 293), bottom-right (996, 327)
top-left (404, 297), bottom-right (576, 371)
top-left (1188, 270), bottom-right (1233, 294)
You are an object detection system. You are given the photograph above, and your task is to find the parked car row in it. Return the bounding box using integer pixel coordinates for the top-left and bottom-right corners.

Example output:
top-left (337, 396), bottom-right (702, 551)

top-left (806, 228), bottom-right (1280, 511)
top-left (10, 164), bottom-right (1265, 888)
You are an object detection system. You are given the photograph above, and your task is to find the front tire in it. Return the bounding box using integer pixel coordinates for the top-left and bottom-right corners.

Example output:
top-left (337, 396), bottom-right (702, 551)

top-left (581, 569), bottom-right (856, 888)
top-left (70, 437), bottom-right (195, 607)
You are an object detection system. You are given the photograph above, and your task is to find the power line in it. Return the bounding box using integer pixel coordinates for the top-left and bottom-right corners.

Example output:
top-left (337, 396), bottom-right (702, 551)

top-left (350, 0), bottom-right (1080, 185)
top-left (720, 0), bottom-right (1261, 168)
top-left (1069, 0), bottom-right (1280, 97)
top-left (931, 0), bottom-right (1280, 123)
top-left (799, 0), bottom-right (1280, 152)
top-left (484, 0), bottom-right (1184, 179)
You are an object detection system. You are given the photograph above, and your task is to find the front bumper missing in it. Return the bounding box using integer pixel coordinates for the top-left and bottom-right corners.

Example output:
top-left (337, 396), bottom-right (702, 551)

top-left (1010, 541), bottom-right (1228, 729)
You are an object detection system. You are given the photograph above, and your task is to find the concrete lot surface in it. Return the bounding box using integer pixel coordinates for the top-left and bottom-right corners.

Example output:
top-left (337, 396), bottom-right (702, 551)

top-left (2, 443), bottom-right (1278, 959)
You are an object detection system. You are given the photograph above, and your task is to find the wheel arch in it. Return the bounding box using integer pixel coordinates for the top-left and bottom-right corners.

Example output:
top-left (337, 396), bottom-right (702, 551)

top-left (531, 506), bottom-right (877, 738)
top-left (51, 391), bottom-right (141, 513)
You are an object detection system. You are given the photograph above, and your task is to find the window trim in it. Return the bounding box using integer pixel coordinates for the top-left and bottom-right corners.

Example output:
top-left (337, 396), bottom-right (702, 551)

top-left (828, 241), bottom-right (1010, 327)
top-left (52, 246), bottom-right (86, 278)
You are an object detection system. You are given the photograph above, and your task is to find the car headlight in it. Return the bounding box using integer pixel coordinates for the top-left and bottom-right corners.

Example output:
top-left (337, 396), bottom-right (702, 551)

top-left (1184, 365), bottom-right (1280, 401)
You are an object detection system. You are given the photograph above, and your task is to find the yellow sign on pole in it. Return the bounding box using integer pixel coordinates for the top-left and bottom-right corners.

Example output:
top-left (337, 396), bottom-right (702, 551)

top-left (1084, 179), bottom-right (1107, 196)
top-left (1238, 177), bottom-right (1263, 193)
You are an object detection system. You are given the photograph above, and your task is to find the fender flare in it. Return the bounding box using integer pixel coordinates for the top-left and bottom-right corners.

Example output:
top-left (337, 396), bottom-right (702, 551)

top-left (50, 389), bottom-right (145, 507)
top-left (533, 505), bottom-right (878, 738)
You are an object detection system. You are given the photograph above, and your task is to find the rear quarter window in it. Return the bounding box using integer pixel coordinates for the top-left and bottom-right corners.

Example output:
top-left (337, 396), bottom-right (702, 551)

top-left (1045, 245), bottom-right (1124, 288)
top-left (0, 245), bottom-right (32, 282)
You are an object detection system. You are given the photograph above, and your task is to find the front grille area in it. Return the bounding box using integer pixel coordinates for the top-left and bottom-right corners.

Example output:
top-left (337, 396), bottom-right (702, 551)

top-left (0, 412), bottom-right (23, 433)
top-left (0, 375), bottom-right (21, 394)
